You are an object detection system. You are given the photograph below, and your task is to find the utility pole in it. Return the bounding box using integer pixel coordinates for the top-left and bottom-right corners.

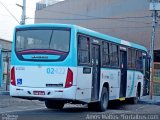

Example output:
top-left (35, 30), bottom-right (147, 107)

top-left (21, 0), bottom-right (26, 25)
top-left (16, 0), bottom-right (26, 25)
top-left (149, 0), bottom-right (160, 99)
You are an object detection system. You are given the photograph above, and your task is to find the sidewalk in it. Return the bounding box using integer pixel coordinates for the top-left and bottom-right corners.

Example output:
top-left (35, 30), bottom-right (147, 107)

top-left (139, 95), bottom-right (160, 105)
top-left (0, 86), bottom-right (9, 95)
top-left (0, 91), bottom-right (9, 95)
top-left (0, 94), bottom-right (45, 114)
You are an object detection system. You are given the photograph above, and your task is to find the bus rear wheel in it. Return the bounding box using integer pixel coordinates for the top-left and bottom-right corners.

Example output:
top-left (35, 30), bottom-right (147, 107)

top-left (45, 100), bottom-right (64, 109)
top-left (88, 87), bottom-right (109, 112)
top-left (97, 87), bottom-right (109, 112)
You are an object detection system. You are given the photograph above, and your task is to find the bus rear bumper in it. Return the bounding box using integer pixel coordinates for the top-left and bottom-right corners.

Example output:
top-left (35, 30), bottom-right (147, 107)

top-left (10, 85), bottom-right (77, 100)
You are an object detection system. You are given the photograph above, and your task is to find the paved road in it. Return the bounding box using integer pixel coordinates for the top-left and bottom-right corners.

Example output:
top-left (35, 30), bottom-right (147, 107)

top-left (0, 95), bottom-right (160, 120)
top-left (0, 95), bottom-right (44, 114)
top-left (1, 104), bottom-right (160, 120)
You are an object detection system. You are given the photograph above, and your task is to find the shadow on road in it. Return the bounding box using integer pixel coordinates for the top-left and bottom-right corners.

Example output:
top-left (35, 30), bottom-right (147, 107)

top-left (47, 100), bottom-right (137, 113)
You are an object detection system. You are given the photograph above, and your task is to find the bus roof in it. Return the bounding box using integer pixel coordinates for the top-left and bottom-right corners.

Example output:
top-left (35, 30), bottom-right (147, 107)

top-left (15, 23), bottom-right (147, 52)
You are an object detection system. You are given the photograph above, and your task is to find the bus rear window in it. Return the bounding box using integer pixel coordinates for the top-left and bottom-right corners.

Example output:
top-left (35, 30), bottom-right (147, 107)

top-left (16, 29), bottom-right (70, 53)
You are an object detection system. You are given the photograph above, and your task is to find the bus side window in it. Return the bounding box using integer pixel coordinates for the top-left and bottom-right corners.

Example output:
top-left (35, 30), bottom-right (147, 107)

top-left (128, 48), bottom-right (136, 69)
top-left (136, 51), bottom-right (143, 71)
top-left (102, 42), bottom-right (109, 66)
top-left (128, 48), bottom-right (132, 68)
top-left (109, 44), bottom-right (119, 67)
top-left (78, 35), bottom-right (90, 65)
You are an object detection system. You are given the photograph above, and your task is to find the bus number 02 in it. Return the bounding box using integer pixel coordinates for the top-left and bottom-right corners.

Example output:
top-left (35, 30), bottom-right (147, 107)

top-left (47, 68), bottom-right (54, 74)
top-left (46, 68), bottom-right (65, 74)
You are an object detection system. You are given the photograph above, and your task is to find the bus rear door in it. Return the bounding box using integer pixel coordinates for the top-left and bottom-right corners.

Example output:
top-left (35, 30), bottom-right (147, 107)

top-left (91, 44), bottom-right (100, 101)
top-left (119, 50), bottom-right (127, 98)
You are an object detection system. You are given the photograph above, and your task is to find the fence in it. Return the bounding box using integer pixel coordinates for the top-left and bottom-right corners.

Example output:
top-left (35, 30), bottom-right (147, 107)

top-left (153, 62), bottom-right (160, 96)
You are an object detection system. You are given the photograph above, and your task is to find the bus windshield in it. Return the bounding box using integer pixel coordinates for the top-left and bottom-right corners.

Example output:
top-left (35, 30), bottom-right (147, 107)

top-left (16, 29), bottom-right (70, 53)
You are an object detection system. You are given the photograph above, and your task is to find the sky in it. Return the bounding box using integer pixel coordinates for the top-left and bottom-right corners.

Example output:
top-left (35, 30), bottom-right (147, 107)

top-left (0, 0), bottom-right (40, 41)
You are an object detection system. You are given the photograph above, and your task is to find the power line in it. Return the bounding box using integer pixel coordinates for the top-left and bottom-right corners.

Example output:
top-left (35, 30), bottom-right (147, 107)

top-left (0, 1), bottom-right (20, 24)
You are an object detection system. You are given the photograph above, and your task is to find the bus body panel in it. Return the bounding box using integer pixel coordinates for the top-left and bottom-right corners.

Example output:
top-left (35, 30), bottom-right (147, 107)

top-left (136, 71), bottom-right (144, 97)
top-left (11, 66), bottom-right (77, 88)
top-left (100, 68), bottom-right (121, 100)
top-left (75, 67), bottom-right (92, 102)
top-left (10, 85), bottom-right (77, 100)
top-left (10, 66), bottom-right (78, 99)
top-left (126, 70), bottom-right (135, 98)
top-left (126, 70), bottom-right (144, 98)
top-left (13, 66), bottom-right (67, 88)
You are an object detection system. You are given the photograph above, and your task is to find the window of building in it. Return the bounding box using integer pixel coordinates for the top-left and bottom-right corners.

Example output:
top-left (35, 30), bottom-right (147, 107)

top-left (102, 42), bottom-right (109, 66)
top-left (78, 35), bottom-right (90, 64)
top-left (110, 43), bottom-right (119, 67)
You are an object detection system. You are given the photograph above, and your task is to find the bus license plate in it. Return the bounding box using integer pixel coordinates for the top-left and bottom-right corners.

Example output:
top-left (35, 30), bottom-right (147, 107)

top-left (33, 91), bottom-right (45, 95)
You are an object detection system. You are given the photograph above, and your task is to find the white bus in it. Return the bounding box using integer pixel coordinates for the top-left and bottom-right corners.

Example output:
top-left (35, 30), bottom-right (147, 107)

top-left (10, 24), bottom-right (150, 111)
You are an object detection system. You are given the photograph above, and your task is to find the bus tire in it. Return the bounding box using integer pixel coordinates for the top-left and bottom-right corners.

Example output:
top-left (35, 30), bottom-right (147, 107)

top-left (128, 89), bottom-right (139, 104)
top-left (97, 87), bottom-right (109, 112)
top-left (45, 100), bottom-right (64, 109)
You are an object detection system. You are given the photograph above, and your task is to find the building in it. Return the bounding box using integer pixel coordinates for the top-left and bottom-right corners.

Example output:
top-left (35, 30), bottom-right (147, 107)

top-left (0, 39), bottom-right (12, 90)
top-left (36, 0), bottom-right (64, 10)
top-left (35, 0), bottom-right (160, 95)
top-left (35, 0), bottom-right (160, 62)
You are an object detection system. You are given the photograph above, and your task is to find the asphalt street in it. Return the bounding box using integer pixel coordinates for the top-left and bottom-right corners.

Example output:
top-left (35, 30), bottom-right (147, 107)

top-left (0, 95), bottom-right (160, 120)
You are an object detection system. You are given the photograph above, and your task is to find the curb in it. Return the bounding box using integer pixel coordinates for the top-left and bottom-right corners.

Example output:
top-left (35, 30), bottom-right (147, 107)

top-left (139, 100), bottom-right (160, 105)
top-left (0, 91), bottom-right (10, 95)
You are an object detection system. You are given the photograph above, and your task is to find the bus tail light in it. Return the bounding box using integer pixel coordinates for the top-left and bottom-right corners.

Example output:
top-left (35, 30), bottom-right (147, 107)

top-left (11, 67), bottom-right (16, 86)
top-left (65, 68), bottom-right (73, 88)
